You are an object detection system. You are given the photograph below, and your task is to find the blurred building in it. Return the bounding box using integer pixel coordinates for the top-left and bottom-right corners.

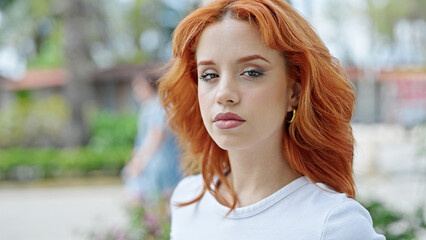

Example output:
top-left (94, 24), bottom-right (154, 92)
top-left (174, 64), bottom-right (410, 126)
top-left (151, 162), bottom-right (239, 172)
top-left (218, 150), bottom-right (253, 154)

top-left (351, 67), bottom-right (426, 127)
top-left (378, 68), bottom-right (426, 126)
top-left (0, 63), bottom-right (164, 113)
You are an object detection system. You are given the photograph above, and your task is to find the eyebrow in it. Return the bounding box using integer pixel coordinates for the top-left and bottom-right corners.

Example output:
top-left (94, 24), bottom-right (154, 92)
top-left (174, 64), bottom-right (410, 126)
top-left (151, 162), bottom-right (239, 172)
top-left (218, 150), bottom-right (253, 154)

top-left (197, 54), bottom-right (271, 66)
top-left (237, 55), bottom-right (271, 64)
top-left (197, 60), bottom-right (215, 66)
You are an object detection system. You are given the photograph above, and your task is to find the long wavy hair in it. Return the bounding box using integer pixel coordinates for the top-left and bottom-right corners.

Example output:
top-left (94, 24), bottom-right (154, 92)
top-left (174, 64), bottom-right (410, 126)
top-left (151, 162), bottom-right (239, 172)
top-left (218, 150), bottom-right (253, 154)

top-left (158, 0), bottom-right (356, 211)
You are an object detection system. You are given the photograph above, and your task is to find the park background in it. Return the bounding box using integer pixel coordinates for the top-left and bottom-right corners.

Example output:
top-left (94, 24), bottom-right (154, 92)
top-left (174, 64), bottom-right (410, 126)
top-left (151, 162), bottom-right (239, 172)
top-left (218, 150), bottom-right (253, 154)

top-left (0, 0), bottom-right (425, 239)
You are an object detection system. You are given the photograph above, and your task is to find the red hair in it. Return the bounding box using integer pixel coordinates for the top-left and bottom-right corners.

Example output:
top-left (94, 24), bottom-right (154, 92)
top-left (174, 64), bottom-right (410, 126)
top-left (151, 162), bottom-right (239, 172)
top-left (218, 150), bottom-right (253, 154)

top-left (159, 0), bottom-right (356, 210)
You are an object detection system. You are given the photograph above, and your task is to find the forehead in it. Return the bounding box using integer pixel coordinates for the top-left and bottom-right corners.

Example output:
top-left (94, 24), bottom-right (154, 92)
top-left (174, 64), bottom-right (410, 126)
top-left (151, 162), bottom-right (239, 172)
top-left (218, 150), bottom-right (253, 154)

top-left (195, 18), bottom-right (283, 63)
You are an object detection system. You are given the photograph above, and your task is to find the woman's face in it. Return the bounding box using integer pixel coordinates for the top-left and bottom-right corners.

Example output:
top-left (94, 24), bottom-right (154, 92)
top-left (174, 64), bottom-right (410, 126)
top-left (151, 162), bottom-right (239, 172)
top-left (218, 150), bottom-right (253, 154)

top-left (132, 77), bottom-right (155, 102)
top-left (196, 18), bottom-right (296, 151)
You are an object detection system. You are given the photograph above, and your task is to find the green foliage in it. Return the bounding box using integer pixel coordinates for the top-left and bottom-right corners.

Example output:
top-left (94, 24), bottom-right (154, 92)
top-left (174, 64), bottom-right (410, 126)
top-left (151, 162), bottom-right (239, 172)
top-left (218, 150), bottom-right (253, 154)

top-left (28, 23), bottom-right (64, 68)
top-left (0, 148), bottom-right (57, 180)
top-left (0, 0), bottom-right (58, 66)
top-left (0, 95), bottom-right (138, 149)
top-left (0, 0), bottom-right (16, 9)
top-left (0, 147), bottom-right (132, 181)
top-left (15, 90), bottom-right (32, 102)
top-left (0, 94), bottom-right (69, 148)
top-left (27, 0), bottom-right (52, 19)
top-left (88, 111), bottom-right (137, 149)
top-left (367, 0), bottom-right (426, 39)
top-left (362, 200), bottom-right (426, 240)
top-left (0, 108), bottom-right (137, 180)
top-left (58, 147), bottom-right (131, 176)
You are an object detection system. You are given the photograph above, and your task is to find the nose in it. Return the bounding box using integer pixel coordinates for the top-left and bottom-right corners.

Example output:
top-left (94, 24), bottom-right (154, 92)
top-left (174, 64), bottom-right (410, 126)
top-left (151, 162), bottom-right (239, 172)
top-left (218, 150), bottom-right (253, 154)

top-left (215, 74), bottom-right (240, 105)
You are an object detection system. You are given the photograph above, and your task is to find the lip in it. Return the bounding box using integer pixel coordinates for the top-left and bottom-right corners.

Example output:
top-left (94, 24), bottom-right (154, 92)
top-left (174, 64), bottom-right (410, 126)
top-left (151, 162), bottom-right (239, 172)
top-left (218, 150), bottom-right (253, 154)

top-left (214, 112), bottom-right (245, 129)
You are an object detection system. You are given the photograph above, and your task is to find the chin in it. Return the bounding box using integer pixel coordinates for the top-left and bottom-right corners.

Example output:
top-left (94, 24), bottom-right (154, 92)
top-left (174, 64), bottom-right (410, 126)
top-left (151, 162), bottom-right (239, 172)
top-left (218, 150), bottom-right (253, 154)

top-left (213, 136), bottom-right (250, 151)
top-left (207, 127), bottom-right (251, 151)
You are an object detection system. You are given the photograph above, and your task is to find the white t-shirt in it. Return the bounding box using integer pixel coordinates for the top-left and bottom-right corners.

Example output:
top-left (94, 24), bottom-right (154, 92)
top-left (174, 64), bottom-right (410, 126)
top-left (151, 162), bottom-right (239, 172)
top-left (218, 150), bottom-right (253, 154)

top-left (170, 175), bottom-right (385, 240)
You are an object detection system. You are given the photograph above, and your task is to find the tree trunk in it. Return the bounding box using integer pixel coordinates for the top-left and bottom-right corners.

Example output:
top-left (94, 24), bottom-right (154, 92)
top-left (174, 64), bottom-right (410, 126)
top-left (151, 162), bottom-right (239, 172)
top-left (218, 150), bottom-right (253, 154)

top-left (61, 0), bottom-right (97, 147)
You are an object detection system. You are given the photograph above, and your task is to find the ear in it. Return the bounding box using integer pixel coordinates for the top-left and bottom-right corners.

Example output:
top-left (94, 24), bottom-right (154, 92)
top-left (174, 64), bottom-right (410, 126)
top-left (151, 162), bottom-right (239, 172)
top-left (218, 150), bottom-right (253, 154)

top-left (287, 80), bottom-right (301, 112)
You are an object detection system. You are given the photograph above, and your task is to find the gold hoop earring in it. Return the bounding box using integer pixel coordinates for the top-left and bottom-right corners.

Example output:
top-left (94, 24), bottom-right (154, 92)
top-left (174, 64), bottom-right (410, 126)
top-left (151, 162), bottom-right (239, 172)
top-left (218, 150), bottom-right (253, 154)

top-left (287, 109), bottom-right (296, 123)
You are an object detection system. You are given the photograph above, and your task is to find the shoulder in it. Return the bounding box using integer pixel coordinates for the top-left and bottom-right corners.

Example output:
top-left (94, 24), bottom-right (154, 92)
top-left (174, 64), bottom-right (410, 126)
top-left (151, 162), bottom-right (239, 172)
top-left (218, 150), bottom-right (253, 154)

top-left (321, 199), bottom-right (385, 240)
top-left (289, 179), bottom-right (384, 239)
top-left (170, 174), bottom-right (204, 204)
top-left (302, 183), bottom-right (385, 240)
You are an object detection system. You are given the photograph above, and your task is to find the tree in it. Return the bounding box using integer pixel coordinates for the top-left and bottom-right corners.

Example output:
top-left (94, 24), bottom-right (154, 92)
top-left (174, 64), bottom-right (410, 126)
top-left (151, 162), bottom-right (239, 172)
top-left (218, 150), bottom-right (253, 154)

top-left (59, 0), bottom-right (99, 147)
top-left (1, 0), bottom-right (99, 147)
top-left (367, 0), bottom-right (426, 65)
top-left (0, 0), bottom-right (197, 147)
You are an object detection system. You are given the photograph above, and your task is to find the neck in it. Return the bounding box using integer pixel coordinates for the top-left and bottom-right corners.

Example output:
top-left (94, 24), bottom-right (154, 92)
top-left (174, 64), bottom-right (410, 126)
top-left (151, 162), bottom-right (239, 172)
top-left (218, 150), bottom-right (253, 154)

top-left (141, 93), bottom-right (157, 104)
top-left (224, 137), bottom-right (300, 207)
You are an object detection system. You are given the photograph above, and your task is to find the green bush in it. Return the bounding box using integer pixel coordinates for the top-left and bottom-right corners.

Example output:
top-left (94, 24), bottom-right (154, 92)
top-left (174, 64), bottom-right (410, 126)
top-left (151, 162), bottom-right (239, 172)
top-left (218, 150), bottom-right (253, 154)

top-left (0, 108), bottom-right (138, 180)
top-left (361, 200), bottom-right (426, 240)
top-left (0, 94), bottom-right (138, 149)
top-left (0, 147), bottom-right (132, 181)
top-left (0, 94), bottom-right (69, 148)
top-left (88, 111), bottom-right (137, 149)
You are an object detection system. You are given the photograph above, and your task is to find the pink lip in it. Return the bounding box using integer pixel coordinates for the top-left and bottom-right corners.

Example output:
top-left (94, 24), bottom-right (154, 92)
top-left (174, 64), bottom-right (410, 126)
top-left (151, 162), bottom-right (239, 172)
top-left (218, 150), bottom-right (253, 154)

top-left (214, 112), bottom-right (245, 129)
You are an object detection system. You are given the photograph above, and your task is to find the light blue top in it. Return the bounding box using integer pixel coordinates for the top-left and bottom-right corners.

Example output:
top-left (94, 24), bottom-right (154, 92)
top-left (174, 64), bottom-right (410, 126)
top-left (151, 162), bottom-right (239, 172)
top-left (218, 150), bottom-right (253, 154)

top-left (124, 96), bottom-right (182, 201)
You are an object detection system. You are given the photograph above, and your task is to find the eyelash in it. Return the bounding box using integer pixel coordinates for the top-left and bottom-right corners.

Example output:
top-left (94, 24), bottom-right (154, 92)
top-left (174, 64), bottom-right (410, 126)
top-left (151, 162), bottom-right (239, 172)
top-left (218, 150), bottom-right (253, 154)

top-left (199, 72), bottom-right (219, 82)
top-left (242, 68), bottom-right (264, 78)
top-left (198, 68), bottom-right (265, 82)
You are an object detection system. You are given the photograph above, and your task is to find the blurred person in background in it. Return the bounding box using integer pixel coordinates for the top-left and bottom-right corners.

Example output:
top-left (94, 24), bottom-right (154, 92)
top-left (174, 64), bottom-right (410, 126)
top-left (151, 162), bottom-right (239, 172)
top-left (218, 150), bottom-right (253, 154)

top-left (122, 69), bottom-right (182, 205)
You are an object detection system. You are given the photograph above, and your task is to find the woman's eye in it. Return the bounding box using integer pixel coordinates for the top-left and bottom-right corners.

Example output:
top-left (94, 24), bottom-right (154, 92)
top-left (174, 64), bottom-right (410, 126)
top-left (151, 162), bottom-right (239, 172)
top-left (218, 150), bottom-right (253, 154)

top-left (199, 72), bottom-right (219, 82)
top-left (242, 69), bottom-right (264, 78)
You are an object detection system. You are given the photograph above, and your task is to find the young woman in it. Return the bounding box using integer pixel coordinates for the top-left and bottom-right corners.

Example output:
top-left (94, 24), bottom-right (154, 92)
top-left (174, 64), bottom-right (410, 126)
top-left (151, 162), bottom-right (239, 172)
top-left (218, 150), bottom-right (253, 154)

top-left (122, 71), bottom-right (181, 204)
top-left (159, 0), bottom-right (385, 239)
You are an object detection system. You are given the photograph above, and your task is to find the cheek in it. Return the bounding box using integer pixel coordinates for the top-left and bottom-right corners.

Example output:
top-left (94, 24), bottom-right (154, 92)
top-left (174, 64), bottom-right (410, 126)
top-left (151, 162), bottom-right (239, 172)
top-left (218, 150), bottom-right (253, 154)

top-left (253, 85), bottom-right (288, 107)
top-left (252, 87), bottom-right (288, 120)
top-left (198, 90), bottom-right (208, 110)
top-left (198, 90), bottom-right (212, 123)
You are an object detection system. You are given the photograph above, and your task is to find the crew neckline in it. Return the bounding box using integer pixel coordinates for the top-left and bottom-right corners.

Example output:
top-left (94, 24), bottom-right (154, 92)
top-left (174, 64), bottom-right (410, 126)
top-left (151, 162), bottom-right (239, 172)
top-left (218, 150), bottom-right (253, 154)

top-left (205, 176), bottom-right (310, 219)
